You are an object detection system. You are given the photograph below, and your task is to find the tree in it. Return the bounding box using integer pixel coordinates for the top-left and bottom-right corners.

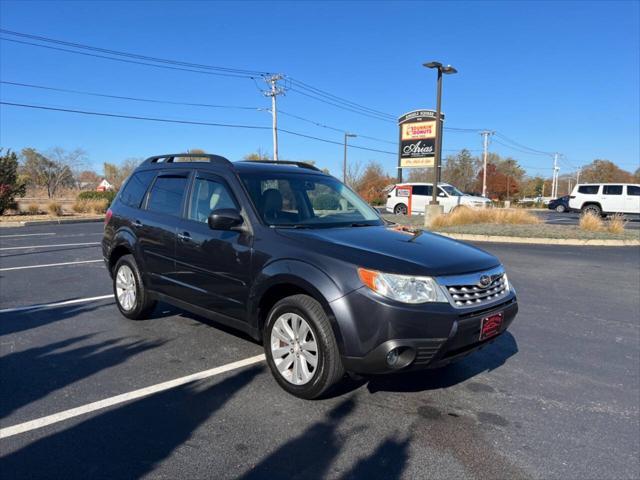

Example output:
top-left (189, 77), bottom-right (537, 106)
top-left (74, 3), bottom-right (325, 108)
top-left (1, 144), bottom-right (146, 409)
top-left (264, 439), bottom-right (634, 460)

top-left (353, 161), bottom-right (394, 205)
top-left (345, 160), bottom-right (363, 187)
top-left (0, 149), bottom-right (26, 214)
top-left (634, 167), bottom-right (640, 183)
top-left (442, 149), bottom-right (478, 192)
top-left (77, 170), bottom-right (101, 189)
top-left (21, 148), bottom-right (75, 198)
top-left (103, 158), bottom-right (140, 189)
top-left (520, 176), bottom-right (545, 198)
top-left (579, 159), bottom-right (634, 183)
top-left (243, 148), bottom-right (271, 161)
top-left (407, 168), bottom-right (432, 183)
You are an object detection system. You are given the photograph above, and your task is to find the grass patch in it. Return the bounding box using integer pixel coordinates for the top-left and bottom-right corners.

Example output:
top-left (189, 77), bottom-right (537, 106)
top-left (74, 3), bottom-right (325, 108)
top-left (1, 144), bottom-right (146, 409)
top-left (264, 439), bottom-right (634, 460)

top-left (433, 223), bottom-right (639, 241)
top-left (47, 201), bottom-right (63, 217)
top-left (429, 207), bottom-right (540, 229)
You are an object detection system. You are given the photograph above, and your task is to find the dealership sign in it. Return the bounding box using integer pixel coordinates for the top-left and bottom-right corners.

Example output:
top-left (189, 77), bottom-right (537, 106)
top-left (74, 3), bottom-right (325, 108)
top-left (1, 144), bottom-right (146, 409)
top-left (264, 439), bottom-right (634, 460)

top-left (398, 110), bottom-right (444, 168)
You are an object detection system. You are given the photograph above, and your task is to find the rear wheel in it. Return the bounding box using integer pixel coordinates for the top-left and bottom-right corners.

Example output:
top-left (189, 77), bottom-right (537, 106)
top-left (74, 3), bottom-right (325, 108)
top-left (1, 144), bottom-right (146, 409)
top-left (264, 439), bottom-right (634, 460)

top-left (113, 254), bottom-right (156, 320)
top-left (582, 204), bottom-right (602, 217)
top-left (393, 203), bottom-right (408, 215)
top-left (264, 294), bottom-right (344, 399)
top-left (555, 204), bottom-right (566, 213)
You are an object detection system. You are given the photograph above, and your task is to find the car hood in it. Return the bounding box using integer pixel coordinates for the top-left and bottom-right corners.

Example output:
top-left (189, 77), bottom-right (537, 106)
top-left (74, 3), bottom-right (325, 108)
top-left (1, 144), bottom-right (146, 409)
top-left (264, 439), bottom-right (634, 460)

top-left (462, 195), bottom-right (490, 203)
top-left (276, 225), bottom-right (500, 276)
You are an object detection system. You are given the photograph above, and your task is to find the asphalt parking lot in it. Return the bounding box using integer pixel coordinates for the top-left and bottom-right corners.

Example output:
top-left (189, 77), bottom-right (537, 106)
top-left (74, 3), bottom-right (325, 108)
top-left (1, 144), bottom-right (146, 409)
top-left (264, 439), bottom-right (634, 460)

top-left (536, 210), bottom-right (640, 229)
top-left (1, 222), bottom-right (638, 479)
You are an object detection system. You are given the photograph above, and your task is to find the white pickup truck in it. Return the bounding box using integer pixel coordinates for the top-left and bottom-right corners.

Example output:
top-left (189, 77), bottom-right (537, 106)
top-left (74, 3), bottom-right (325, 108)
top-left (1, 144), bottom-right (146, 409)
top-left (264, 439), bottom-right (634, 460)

top-left (568, 183), bottom-right (640, 216)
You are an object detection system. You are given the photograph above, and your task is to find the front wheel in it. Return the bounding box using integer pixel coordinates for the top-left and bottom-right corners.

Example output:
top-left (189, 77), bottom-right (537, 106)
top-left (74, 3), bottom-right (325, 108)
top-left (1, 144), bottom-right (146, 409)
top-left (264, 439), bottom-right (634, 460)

top-left (393, 203), bottom-right (408, 215)
top-left (264, 294), bottom-right (344, 399)
top-left (113, 254), bottom-right (156, 320)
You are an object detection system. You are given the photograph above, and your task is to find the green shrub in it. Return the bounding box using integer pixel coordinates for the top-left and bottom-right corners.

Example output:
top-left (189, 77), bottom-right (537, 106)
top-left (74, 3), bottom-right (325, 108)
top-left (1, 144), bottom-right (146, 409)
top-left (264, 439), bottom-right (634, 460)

top-left (77, 190), bottom-right (117, 203)
top-left (312, 194), bottom-right (340, 210)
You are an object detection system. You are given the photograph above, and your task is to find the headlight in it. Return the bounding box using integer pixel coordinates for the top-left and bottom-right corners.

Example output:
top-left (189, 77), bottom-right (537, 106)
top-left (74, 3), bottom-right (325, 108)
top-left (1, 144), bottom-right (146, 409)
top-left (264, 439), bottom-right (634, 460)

top-left (503, 273), bottom-right (512, 292)
top-left (357, 268), bottom-right (448, 304)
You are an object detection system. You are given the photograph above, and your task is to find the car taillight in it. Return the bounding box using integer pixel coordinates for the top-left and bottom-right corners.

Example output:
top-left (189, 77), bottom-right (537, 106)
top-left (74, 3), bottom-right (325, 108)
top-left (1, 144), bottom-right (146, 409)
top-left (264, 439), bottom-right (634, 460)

top-left (104, 208), bottom-right (113, 225)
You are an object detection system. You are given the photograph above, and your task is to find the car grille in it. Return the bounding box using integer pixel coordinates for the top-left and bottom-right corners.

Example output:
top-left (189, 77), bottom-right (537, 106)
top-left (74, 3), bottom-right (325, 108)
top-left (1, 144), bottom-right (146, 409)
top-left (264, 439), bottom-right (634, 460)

top-left (445, 273), bottom-right (509, 308)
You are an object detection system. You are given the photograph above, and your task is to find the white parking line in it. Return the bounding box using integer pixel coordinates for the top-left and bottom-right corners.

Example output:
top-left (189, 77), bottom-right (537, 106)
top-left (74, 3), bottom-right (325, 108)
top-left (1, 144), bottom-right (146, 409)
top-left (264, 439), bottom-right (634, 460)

top-left (0, 294), bottom-right (114, 314)
top-left (0, 233), bottom-right (56, 238)
top-left (0, 259), bottom-right (104, 272)
top-left (0, 242), bottom-right (100, 251)
top-left (0, 354), bottom-right (266, 439)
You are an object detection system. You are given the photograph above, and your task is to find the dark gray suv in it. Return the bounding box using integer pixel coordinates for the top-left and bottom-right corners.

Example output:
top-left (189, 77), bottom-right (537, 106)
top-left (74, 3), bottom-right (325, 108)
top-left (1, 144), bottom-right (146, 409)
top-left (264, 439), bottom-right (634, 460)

top-left (103, 153), bottom-right (518, 398)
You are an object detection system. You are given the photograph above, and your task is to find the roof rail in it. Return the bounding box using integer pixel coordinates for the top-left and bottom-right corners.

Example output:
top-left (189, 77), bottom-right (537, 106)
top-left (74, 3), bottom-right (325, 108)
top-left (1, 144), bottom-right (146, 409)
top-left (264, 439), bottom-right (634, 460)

top-left (143, 153), bottom-right (232, 166)
top-left (242, 160), bottom-right (321, 171)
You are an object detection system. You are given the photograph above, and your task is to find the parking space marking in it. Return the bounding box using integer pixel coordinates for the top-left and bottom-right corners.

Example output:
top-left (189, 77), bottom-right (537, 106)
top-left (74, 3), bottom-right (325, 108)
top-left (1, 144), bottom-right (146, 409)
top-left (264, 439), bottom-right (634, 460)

top-left (0, 294), bottom-right (114, 314)
top-left (0, 259), bottom-right (104, 272)
top-left (0, 354), bottom-right (266, 439)
top-left (0, 233), bottom-right (56, 238)
top-left (0, 242), bottom-right (100, 251)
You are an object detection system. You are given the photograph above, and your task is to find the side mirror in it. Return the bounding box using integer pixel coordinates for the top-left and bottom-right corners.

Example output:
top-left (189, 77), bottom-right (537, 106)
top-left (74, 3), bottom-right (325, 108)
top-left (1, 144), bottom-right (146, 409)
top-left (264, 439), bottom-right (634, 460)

top-left (208, 208), bottom-right (243, 230)
top-left (438, 192), bottom-right (447, 198)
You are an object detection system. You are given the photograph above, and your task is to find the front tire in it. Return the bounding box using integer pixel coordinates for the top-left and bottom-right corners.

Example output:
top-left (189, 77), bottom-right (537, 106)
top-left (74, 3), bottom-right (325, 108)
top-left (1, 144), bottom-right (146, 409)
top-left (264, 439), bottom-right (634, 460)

top-left (393, 203), bottom-right (408, 215)
top-left (264, 294), bottom-right (344, 399)
top-left (113, 254), bottom-right (156, 320)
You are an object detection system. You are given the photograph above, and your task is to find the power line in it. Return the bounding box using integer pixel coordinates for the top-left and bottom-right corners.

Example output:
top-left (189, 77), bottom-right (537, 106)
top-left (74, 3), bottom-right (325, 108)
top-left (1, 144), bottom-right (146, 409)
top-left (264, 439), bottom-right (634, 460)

top-left (494, 132), bottom-right (553, 157)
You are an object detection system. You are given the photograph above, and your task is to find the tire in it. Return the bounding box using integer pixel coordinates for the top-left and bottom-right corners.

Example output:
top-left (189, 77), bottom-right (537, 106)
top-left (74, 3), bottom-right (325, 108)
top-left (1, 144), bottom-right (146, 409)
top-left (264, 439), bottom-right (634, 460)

top-left (555, 204), bottom-right (566, 213)
top-left (393, 203), bottom-right (408, 215)
top-left (113, 254), bottom-right (156, 320)
top-left (264, 294), bottom-right (344, 399)
top-left (582, 204), bottom-right (602, 217)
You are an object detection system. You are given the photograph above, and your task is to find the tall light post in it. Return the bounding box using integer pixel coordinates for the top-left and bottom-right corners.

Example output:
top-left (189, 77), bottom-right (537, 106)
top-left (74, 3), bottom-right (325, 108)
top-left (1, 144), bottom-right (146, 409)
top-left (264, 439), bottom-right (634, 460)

top-left (343, 132), bottom-right (357, 184)
top-left (423, 61), bottom-right (457, 214)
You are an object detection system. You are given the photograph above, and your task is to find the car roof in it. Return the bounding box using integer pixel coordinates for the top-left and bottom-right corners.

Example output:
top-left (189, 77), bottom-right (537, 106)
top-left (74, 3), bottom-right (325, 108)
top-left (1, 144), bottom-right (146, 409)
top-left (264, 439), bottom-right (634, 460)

top-left (233, 161), bottom-right (327, 175)
top-left (576, 183), bottom-right (639, 186)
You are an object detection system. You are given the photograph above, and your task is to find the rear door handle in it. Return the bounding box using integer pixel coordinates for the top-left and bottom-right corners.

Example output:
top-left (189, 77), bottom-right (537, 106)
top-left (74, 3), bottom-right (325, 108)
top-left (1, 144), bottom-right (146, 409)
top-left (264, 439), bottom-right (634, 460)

top-left (133, 220), bottom-right (143, 228)
top-left (177, 232), bottom-right (191, 241)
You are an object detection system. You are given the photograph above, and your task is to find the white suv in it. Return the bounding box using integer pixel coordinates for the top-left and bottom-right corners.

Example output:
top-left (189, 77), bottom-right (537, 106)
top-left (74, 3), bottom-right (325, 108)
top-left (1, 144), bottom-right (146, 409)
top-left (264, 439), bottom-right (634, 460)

top-left (568, 183), bottom-right (640, 215)
top-left (385, 182), bottom-right (491, 215)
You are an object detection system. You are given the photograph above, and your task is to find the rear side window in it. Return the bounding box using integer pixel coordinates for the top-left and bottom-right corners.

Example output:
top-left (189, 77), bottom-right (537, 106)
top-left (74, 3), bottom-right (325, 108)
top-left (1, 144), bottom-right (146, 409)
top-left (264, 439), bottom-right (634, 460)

top-left (146, 175), bottom-right (188, 216)
top-left (578, 185), bottom-right (599, 195)
top-left (119, 171), bottom-right (155, 208)
top-left (628, 186), bottom-right (640, 196)
top-left (188, 177), bottom-right (237, 223)
top-left (603, 185), bottom-right (623, 195)
top-left (412, 185), bottom-right (432, 196)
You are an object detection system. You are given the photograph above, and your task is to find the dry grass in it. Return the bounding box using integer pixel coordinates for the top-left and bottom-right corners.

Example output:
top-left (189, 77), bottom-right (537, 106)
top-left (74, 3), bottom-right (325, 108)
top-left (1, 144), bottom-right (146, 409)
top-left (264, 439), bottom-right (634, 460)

top-left (579, 212), bottom-right (604, 232)
top-left (72, 198), bottom-right (109, 214)
top-left (605, 214), bottom-right (627, 234)
top-left (429, 206), bottom-right (540, 229)
top-left (26, 203), bottom-right (40, 215)
top-left (47, 201), bottom-right (63, 217)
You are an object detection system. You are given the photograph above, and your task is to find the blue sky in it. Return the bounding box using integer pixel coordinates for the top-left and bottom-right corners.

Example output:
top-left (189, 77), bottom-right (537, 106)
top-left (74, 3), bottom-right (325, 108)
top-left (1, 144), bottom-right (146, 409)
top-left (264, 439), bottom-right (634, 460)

top-left (1, 0), bottom-right (638, 177)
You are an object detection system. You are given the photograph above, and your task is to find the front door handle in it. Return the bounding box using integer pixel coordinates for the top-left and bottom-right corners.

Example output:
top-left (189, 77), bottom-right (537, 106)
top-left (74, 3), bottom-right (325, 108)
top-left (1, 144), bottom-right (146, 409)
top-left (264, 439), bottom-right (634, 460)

top-left (177, 232), bottom-right (191, 242)
top-left (133, 220), bottom-right (143, 228)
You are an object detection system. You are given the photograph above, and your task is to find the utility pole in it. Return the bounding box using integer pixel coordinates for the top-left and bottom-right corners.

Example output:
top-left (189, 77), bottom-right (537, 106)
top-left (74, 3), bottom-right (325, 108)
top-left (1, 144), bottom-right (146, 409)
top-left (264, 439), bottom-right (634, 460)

top-left (264, 74), bottom-right (285, 160)
top-left (551, 152), bottom-right (560, 198)
top-left (480, 130), bottom-right (494, 198)
top-left (576, 166), bottom-right (581, 184)
top-left (343, 133), bottom-right (357, 184)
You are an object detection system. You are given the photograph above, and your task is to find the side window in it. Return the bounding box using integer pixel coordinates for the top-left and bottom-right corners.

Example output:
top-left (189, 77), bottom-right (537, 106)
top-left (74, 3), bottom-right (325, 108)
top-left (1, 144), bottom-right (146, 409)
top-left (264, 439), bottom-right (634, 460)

top-left (188, 177), bottom-right (237, 223)
top-left (628, 185), bottom-right (640, 196)
top-left (146, 175), bottom-right (188, 216)
top-left (412, 186), bottom-right (427, 196)
top-left (119, 171), bottom-right (155, 208)
top-left (578, 185), bottom-right (600, 195)
top-left (603, 185), bottom-right (623, 195)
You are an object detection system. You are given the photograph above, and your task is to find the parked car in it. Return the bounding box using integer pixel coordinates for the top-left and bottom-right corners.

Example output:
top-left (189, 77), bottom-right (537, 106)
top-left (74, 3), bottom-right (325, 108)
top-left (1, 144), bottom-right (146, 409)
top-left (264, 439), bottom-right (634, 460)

top-left (103, 154), bottom-right (518, 399)
top-left (385, 182), bottom-right (491, 215)
top-left (548, 195), bottom-right (570, 213)
top-left (568, 183), bottom-right (640, 216)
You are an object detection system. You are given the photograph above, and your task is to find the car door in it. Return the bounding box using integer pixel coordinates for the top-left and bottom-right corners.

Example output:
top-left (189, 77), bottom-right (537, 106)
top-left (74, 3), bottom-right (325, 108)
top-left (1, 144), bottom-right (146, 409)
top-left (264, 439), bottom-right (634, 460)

top-left (437, 187), bottom-right (454, 212)
top-left (411, 185), bottom-right (429, 214)
top-left (137, 171), bottom-right (189, 296)
top-left (172, 172), bottom-right (253, 320)
top-left (624, 185), bottom-right (640, 214)
top-left (601, 185), bottom-right (625, 213)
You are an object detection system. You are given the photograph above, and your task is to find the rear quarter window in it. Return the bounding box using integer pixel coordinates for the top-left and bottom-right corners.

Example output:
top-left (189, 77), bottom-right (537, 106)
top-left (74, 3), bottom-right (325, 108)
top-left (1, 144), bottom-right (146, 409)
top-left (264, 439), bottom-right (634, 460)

top-left (119, 171), bottom-right (155, 208)
top-left (146, 175), bottom-right (188, 216)
top-left (628, 185), bottom-right (640, 196)
top-left (578, 185), bottom-right (600, 195)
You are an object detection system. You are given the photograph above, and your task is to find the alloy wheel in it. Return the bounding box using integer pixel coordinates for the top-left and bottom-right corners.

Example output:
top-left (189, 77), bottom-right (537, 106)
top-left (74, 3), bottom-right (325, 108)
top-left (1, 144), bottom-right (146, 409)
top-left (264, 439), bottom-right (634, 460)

top-left (270, 313), bottom-right (318, 385)
top-left (115, 264), bottom-right (137, 311)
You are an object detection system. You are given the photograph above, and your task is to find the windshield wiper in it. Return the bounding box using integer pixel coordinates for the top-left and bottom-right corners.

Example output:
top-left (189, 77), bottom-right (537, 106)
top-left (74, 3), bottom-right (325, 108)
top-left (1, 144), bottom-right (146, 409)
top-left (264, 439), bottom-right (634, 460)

top-left (270, 224), bottom-right (312, 229)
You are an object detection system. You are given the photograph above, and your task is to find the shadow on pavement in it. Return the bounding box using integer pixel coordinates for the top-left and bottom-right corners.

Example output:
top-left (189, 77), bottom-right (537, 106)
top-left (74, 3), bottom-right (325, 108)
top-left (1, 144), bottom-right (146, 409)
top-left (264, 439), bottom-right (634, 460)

top-left (0, 334), bottom-right (165, 419)
top-left (0, 366), bottom-right (262, 480)
top-left (365, 331), bottom-right (518, 394)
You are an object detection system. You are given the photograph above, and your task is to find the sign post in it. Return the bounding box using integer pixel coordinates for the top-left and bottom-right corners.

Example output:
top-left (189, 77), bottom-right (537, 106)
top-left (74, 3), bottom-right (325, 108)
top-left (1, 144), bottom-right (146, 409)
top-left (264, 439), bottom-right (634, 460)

top-left (397, 109), bottom-right (444, 182)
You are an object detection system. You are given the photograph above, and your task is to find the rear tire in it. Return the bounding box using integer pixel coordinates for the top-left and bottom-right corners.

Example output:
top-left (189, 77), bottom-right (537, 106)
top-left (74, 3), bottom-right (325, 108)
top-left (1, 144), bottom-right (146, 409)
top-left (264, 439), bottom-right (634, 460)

top-left (264, 294), bottom-right (344, 399)
top-left (393, 203), bottom-right (408, 215)
top-left (113, 254), bottom-right (156, 320)
top-left (555, 204), bottom-right (566, 213)
top-left (582, 204), bottom-right (602, 217)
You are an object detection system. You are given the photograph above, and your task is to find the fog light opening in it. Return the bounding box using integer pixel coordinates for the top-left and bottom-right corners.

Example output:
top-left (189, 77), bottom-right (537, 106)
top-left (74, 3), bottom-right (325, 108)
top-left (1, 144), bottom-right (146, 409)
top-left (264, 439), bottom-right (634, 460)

top-left (386, 348), bottom-right (400, 367)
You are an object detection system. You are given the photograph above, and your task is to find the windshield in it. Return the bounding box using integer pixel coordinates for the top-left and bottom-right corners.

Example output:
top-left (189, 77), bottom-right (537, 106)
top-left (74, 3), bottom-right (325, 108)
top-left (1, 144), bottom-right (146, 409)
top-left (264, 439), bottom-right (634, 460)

top-left (441, 185), bottom-right (464, 196)
top-left (240, 172), bottom-right (383, 228)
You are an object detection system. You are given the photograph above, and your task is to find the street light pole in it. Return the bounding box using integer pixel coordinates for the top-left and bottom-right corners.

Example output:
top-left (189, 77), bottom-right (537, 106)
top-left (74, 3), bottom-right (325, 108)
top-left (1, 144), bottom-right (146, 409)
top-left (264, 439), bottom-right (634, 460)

top-left (343, 133), bottom-right (356, 184)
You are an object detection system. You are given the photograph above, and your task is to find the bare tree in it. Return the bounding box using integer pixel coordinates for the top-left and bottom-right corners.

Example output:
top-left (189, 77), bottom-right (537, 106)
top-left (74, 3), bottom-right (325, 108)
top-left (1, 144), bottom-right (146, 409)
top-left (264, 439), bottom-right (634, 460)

top-left (20, 147), bottom-right (78, 198)
top-left (345, 160), bottom-right (363, 188)
top-left (103, 158), bottom-right (141, 189)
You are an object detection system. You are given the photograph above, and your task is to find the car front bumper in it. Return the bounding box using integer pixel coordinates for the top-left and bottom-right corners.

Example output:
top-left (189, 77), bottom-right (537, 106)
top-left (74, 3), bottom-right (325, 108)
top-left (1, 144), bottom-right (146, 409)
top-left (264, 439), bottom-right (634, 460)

top-left (330, 287), bottom-right (518, 374)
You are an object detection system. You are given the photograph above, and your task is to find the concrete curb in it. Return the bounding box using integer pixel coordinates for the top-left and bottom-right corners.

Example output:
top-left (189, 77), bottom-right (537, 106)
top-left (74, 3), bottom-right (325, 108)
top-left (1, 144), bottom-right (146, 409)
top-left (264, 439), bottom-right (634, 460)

top-left (435, 232), bottom-right (640, 247)
top-left (0, 217), bottom-right (104, 228)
